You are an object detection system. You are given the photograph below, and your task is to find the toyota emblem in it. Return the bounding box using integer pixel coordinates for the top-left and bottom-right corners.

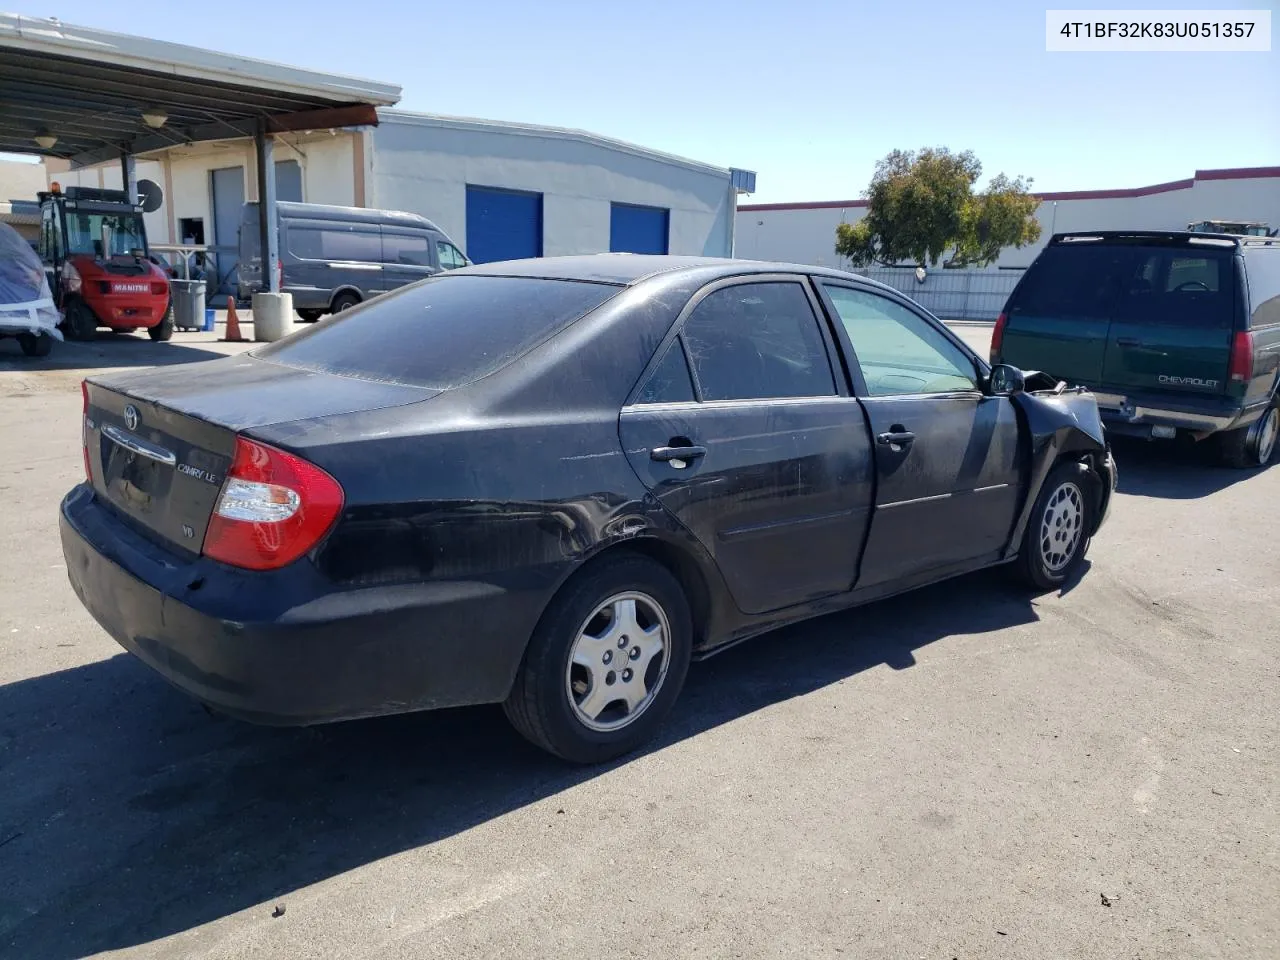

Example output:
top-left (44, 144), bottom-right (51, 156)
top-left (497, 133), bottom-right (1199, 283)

top-left (123, 405), bottom-right (140, 431)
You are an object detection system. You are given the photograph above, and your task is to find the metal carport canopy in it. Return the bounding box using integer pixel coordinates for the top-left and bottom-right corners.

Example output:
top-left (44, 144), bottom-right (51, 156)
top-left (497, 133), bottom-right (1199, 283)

top-left (0, 13), bottom-right (402, 166)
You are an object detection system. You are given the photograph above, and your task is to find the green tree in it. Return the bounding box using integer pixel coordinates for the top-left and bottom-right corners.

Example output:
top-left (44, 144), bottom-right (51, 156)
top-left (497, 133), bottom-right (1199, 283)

top-left (835, 148), bottom-right (1041, 268)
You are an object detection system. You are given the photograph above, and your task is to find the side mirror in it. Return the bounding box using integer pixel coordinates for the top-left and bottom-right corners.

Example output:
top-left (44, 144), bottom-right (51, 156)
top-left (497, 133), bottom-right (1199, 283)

top-left (988, 363), bottom-right (1026, 396)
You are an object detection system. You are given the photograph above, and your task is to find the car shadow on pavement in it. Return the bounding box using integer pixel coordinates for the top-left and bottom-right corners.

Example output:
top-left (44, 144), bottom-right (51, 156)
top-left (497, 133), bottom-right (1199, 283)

top-left (1110, 435), bottom-right (1271, 499)
top-left (0, 569), bottom-right (1039, 958)
top-left (0, 332), bottom-right (230, 370)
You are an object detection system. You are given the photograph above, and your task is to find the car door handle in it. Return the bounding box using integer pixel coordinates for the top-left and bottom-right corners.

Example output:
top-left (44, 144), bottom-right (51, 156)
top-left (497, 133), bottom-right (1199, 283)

top-left (876, 430), bottom-right (915, 447)
top-left (1116, 337), bottom-right (1142, 347)
top-left (651, 445), bottom-right (707, 464)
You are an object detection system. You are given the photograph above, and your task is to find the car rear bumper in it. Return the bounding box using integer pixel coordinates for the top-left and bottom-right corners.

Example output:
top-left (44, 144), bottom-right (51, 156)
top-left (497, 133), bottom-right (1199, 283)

top-left (59, 484), bottom-right (544, 725)
top-left (1092, 390), bottom-right (1246, 436)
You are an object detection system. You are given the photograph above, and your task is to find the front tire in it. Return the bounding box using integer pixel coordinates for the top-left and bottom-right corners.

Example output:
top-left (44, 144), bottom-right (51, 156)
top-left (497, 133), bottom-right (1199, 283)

top-left (503, 555), bottom-right (692, 764)
top-left (1218, 405), bottom-right (1278, 469)
top-left (62, 299), bottom-right (97, 341)
top-left (1015, 461), bottom-right (1096, 591)
top-left (297, 309), bottom-right (323, 323)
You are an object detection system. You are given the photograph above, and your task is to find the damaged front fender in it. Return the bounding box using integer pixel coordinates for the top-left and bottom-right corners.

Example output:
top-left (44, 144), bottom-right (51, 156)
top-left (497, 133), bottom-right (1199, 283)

top-left (1004, 384), bottom-right (1117, 561)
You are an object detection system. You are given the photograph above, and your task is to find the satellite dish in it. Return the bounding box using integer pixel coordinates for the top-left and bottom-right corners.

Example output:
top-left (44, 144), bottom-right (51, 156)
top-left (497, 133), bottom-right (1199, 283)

top-left (137, 178), bottom-right (163, 214)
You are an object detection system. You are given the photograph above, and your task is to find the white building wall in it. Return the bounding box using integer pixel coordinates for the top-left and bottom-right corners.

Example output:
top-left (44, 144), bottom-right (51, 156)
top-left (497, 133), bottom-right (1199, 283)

top-left (370, 112), bottom-right (737, 257)
top-left (0, 157), bottom-right (51, 200)
top-left (50, 133), bottom-right (361, 246)
top-left (737, 170), bottom-right (1280, 270)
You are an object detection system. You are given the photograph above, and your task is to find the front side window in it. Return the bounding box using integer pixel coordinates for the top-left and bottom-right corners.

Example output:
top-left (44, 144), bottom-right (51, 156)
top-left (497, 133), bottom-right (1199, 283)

top-left (680, 282), bottom-right (835, 401)
top-left (437, 241), bottom-right (467, 270)
top-left (823, 285), bottom-right (978, 396)
top-left (382, 232), bottom-right (432, 267)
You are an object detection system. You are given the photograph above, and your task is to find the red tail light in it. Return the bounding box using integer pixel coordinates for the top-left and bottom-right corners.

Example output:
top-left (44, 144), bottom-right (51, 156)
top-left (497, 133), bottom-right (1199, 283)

top-left (81, 380), bottom-right (92, 482)
top-left (1228, 330), bottom-right (1254, 383)
top-left (276, 259), bottom-right (283, 289)
top-left (990, 312), bottom-right (1009, 364)
top-left (202, 437), bottom-right (344, 571)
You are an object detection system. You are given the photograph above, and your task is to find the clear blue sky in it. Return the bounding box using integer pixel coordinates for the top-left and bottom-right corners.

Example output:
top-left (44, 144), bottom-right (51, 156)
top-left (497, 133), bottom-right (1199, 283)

top-left (16, 0), bottom-right (1280, 202)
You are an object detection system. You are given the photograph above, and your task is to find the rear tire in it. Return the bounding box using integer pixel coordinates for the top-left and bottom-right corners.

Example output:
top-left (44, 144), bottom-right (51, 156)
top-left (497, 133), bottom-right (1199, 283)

top-left (17, 332), bottom-right (53, 357)
top-left (62, 299), bottom-right (97, 341)
top-left (330, 292), bottom-right (360, 313)
top-left (1218, 405), bottom-right (1278, 469)
top-left (1015, 461), bottom-right (1096, 591)
top-left (148, 316), bottom-right (175, 341)
top-left (297, 309), bottom-right (323, 323)
top-left (503, 555), bottom-right (692, 764)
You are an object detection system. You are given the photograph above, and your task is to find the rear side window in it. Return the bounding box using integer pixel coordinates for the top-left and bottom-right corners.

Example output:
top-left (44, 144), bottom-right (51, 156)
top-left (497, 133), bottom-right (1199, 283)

top-left (382, 231), bottom-right (433, 267)
top-left (680, 282), bottom-right (836, 401)
top-left (1244, 247), bottom-right (1280, 328)
top-left (255, 276), bottom-right (618, 389)
top-left (1008, 244), bottom-right (1133, 320)
top-left (636, 344), bottom-right (695, 404)
top-left (287, 223), bottom-right (382, 263)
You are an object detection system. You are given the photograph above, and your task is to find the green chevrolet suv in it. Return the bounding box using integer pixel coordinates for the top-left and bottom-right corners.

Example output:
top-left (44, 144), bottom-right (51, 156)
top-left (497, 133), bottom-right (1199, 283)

top-left (992, 232), bottom-right (1280, 468)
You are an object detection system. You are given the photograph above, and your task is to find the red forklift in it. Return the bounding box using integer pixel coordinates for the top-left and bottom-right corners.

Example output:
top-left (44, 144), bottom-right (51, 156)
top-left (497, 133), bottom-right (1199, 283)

top-left (38, 183), bottom-right (173, 341)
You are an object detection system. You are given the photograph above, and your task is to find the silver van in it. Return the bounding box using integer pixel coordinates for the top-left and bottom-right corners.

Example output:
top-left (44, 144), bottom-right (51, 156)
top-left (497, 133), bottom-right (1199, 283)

top-left (238, 201), bottom-right (469, 321)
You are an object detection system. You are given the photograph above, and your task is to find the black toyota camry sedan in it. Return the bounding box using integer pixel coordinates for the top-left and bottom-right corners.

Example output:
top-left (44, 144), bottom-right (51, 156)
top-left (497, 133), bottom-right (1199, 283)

top-left (61, 255), bottom-right (1116, 762)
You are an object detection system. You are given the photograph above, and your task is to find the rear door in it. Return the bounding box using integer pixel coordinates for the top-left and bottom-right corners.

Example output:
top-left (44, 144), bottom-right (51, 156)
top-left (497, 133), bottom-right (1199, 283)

top-left (618, 277), bottom-right (875, 615)
top-left (819, 282), bottom-right (1025, 588)
top-left (1099, 244), bottom-right (1235, 395)
top-left (1001, 242), bottom-right (1133, 384)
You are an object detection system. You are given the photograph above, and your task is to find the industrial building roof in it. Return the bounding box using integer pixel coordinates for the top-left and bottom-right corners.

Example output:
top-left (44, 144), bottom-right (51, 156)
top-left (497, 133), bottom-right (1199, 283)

top-left (0, 13), bottom-right (401, 165)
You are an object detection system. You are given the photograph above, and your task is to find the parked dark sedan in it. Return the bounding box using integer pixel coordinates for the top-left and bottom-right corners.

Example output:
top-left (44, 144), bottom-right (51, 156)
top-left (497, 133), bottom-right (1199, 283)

top-left (61, 255), bottom-right (1116, 762)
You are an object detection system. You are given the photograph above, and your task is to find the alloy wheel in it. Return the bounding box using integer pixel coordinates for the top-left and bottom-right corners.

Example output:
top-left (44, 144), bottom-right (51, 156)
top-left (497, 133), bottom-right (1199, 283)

top-left (564, 592), bottom-right (671, 732)
top-left (1039, 481), bottom-right (1084, 573)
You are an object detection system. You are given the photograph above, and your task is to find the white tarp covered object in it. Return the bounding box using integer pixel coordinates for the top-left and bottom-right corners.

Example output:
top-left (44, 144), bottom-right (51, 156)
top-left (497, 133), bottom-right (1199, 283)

top-left (0, 221), bottom-right (62, 340)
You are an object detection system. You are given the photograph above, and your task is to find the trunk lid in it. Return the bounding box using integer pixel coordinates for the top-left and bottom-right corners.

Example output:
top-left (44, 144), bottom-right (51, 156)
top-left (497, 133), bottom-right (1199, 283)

top-left (84, 354), bottom-right (436, 553)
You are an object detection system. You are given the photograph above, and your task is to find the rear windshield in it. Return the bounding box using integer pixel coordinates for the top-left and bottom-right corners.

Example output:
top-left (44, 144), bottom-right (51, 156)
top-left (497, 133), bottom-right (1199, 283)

top-left (1010, 242), bottom-right (1236, 328)
top-left (254, 275), bottom-right (619, 389)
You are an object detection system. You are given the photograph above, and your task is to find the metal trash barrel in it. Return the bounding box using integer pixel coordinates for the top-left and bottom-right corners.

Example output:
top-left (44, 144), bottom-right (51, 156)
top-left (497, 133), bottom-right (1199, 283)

top-left (169, 279), bottom-right (206, 331)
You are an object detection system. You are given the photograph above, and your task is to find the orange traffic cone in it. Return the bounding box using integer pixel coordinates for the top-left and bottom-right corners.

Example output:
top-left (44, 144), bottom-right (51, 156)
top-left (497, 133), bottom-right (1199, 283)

top-left (221, 295), bottom-right (248, 342)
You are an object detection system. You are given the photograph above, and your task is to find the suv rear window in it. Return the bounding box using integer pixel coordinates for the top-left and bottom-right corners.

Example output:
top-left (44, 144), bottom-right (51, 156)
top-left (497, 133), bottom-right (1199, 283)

top-left (254, 276), bottom-right (618, 389)
top-left (1008, 244), bottom-right (1133, 320)
top-left (1011, 242), bottom-right (1235, 328)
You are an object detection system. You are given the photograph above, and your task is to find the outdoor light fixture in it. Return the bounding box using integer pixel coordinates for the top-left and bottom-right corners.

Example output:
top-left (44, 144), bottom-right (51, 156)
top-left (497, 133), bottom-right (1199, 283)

top-left (33, 131), bottom-right (57, 150)
top-left (914, 266), bottom-right (927, 284)
top-left (141, 109), bottom-right (168, 129)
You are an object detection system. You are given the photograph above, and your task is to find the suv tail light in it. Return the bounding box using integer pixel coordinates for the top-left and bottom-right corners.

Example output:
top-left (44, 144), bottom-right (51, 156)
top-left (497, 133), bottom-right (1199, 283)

top-left (990, 312), bottom-right (1009, 364)
top-left (81, 380), bottom-right (92, 482)
top-left (203, 437), bottom-right (344, 571)
top-left (1228, 330), bottom-right (1255, 383)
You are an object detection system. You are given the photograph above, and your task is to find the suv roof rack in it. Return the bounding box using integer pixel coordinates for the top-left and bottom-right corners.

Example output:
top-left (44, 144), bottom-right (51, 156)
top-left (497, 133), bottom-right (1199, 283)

top-left (1051, 230), bottom-right (1243, 248)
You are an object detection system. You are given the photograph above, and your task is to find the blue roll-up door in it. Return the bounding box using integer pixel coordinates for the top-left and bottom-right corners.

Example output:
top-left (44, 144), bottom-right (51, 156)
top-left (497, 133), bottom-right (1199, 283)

top-left (465, 185), bottom-right (543, 263)
top-left (610, 203), bottom-right (669, 254)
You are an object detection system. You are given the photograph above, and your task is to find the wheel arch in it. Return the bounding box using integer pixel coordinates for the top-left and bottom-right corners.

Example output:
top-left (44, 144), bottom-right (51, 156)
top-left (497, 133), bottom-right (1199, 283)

top-left (329, 286), bottom-right (364, 310)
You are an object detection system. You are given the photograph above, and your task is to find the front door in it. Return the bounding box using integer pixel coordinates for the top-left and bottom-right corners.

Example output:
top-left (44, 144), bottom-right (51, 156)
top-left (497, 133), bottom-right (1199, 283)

top-left (619, 278), bottom-right (875, 615)
top-left (817, 282), bottom-right (1025, 589)
top-left (209, 166), bottom-right (245, 295)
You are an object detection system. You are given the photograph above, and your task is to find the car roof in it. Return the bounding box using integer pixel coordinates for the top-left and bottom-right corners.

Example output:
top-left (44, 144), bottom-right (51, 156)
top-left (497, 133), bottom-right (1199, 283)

top-left (453, 253), bottom-right (871, 286)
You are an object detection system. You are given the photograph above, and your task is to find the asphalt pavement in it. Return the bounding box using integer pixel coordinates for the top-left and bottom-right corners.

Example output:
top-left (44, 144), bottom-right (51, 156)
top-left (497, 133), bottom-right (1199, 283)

top-left (1, 322), bottom-right (1276, 959)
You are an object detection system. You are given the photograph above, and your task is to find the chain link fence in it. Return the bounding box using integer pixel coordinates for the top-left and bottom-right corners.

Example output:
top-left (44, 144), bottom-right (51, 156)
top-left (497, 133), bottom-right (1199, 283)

top-left (852, 267), bottom-right (1024, 322)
